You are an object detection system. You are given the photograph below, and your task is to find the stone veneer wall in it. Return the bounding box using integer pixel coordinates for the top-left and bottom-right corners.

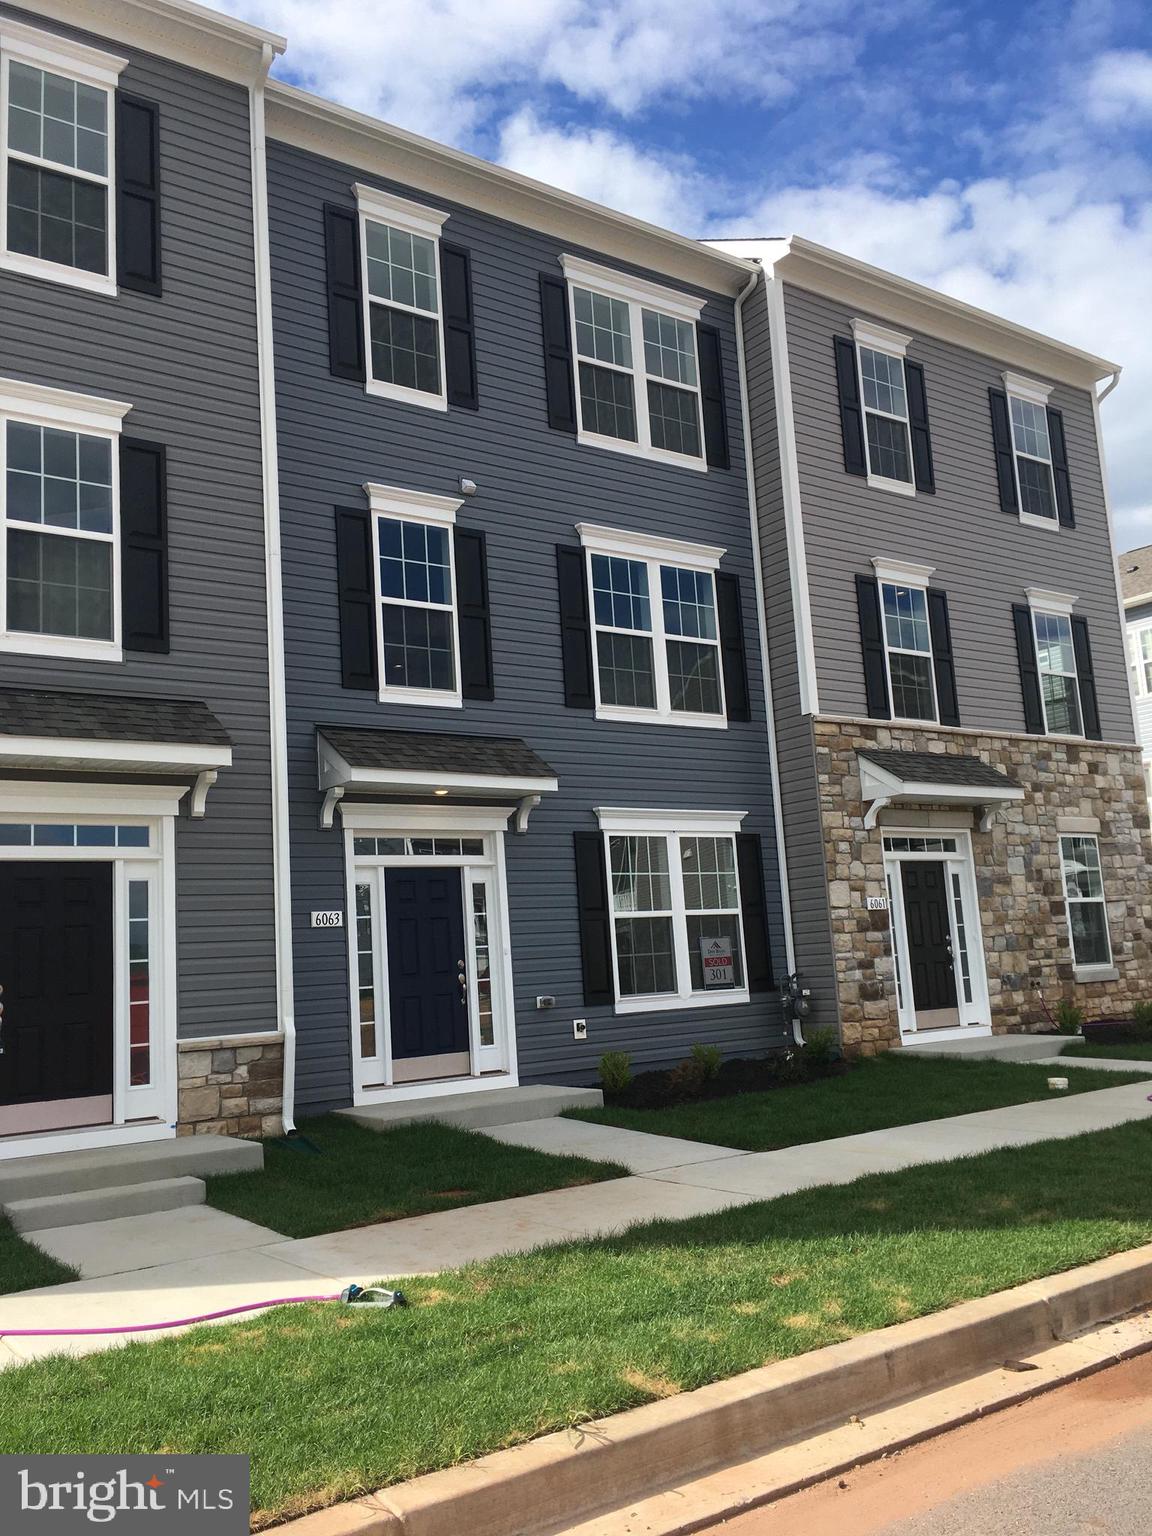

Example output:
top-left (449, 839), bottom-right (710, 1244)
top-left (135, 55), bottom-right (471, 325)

top-left (176, 1038), bottom-right (283, 1137)
top-left (815, 720), bottom-right (1152, 1055)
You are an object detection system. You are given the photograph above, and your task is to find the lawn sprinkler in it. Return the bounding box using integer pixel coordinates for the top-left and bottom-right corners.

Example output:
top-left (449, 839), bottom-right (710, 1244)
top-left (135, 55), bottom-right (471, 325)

top-left (340, 1284), bottom-right (408, 1309)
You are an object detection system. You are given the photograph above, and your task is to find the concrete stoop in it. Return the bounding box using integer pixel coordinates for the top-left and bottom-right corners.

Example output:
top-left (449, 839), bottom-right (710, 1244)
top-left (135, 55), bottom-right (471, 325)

top-left (337, 1084), bottom-right (603, 1133)
top-left (898, 1033), bottom-right (1071, 1063)
top-left (0, 1135), bottom-right (262, 1233)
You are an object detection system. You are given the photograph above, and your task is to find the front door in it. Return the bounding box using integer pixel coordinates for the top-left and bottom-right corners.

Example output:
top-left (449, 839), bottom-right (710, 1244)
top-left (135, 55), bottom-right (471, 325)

top-left (900, 860), bottom-right (959, 1030)
top-left (384, 867), bottom-right (470, 1082)
top-left (0, 863), bottom-right (115, 1131)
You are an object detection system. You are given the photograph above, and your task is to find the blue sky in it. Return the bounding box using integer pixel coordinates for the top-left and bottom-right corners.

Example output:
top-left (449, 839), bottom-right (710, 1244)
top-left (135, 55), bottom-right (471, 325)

top-left (225, 0), bottom-right (1152, 547)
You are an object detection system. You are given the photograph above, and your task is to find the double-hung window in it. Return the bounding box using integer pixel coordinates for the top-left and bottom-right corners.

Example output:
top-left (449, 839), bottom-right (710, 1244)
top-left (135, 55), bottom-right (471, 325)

top-left (1060, 834), bottom-right (1112, 971)
top-left (561, 256), bottom-right (706, 469)
top-left (1128, 625), bottom-right (1152, 697)
top-left (355, 183), bottom-right (448, 410)
top-left (853, 321), bottom-right (914, 494)
top-left (873, 559), bottom-right (938, 722)
top-left (1004, 374), bottom-right (1057, 524)
top-left (1032, 605), bottom-right (1081, 736)
top-left (579, 523), bottom-right (726, 726)
top-left (0, 378), bottom-right (129, 660)
top-left (368, 483), bottom-right (462, 705)
top-left (599, 810), bottom-right (748, 1013)
top-left (1, 22), bottom-right (126, 294)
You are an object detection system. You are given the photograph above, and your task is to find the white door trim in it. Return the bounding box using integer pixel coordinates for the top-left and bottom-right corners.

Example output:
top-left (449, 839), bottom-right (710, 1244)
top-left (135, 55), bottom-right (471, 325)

top-left (341, 813), bottom-right (519, 1105)
top-left (882, 828), bottom-right (991, 1043)
top-left (0, 797), bottom-right (178, 1159)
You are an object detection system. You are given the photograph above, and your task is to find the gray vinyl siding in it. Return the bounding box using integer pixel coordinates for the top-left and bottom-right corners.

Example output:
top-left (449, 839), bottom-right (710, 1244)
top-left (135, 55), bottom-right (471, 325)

top-left (739, 283), bottom-right (839, 1032)
top-left (0, 7), bottom-right (275, 1037)
top-left (267, 138), bottom-right (788, 1111)
top-left (784, 284), bottom-right (1135, 744)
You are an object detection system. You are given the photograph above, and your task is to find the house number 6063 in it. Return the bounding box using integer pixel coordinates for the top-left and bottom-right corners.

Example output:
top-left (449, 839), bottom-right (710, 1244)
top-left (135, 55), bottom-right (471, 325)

top-left (310, 911), bottom-right (344, 928)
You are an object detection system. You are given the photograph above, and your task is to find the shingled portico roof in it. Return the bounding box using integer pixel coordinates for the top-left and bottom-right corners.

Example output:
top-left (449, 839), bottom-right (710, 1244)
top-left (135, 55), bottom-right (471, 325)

top-left (857, 748), bottom-right (1024, 831)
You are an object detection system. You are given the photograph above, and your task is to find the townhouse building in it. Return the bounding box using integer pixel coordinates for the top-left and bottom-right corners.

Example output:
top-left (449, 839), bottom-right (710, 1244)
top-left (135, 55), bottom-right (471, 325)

top-left (1120, 545), bottom-right (1152, 800)
top-left (0, 0), bottom-right (286, 1156)
top-left (716, 236), bottom-right (1149, 1051)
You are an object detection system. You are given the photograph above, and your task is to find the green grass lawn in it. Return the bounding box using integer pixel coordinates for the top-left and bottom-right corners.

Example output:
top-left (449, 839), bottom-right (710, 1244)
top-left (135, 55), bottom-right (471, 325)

top-left (0, 1216), bottom-right (78, 1297)
top-left (565, 1055), bottom-right (1148, 1150)
top-left (4, 1118), bottom-right (1152, 1527)
top-left (1062, 1042), bottom-right (1152, 1062)
top-left (204, 1115), bottom-right (627, 1238)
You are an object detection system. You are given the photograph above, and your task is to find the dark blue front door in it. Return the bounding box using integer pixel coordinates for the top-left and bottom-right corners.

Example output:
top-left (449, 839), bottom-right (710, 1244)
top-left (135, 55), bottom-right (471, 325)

top-left (385, 867), bottom-right (469, 1068)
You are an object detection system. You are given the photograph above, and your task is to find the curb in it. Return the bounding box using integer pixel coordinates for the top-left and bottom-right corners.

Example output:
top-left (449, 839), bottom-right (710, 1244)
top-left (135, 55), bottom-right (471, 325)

top-left (275, 1243), bottom-right (1152, 1536)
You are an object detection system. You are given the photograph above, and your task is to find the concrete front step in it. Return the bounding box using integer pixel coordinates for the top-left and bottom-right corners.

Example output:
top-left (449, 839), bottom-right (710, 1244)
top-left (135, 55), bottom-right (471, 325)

top-left (0, 1134), bottom-right (262, 1205)
top-left (337, 1084), bottom-right (603, 1133)
top-left (898, 1034), bottom-right (1069, 1063)
top-left (6, 1176), bottom-right (206, 1234)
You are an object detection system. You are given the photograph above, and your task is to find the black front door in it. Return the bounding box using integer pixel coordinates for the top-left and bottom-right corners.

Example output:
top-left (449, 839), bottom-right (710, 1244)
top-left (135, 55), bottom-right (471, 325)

top-left (0, 863), bottom-right (115, 1107)
top-left (900, 861), bottom-right (958, 1017)
top-left (385, 867), bottom-right (469, 1074)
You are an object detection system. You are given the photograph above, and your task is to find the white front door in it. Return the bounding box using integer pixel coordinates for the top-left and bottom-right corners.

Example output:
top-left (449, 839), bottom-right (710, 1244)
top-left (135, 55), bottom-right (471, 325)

top-left (882, 830), bottom-right (991, 1042)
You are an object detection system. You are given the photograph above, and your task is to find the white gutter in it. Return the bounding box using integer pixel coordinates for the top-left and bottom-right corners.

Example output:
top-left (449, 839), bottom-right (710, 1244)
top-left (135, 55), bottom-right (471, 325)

top-left (250, 43), bottom-right (297, 1132)
top-left (733, 264), bottom-right (797, 982)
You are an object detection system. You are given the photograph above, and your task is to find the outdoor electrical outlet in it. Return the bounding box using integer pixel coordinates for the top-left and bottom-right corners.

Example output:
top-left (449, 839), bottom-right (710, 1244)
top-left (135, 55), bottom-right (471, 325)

top-left (573, 1018), bottom-right (587, 1040)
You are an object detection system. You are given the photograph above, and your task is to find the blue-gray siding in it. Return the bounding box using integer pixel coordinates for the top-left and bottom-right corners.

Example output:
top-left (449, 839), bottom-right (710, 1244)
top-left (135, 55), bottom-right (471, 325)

top-left (267, 137), bottom-right (788, 1111)
top-left (0, 6), bottom-right (276, 1038)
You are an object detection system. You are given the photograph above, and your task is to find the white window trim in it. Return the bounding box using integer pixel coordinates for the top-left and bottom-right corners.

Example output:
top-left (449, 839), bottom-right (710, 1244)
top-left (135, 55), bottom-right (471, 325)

top-left (1060, 832), bottom-right (1114, 976)
top-left (560, 253), bottom-right (708, 472)
top-left (366, 481), bottom-right (463, 709)
top-left (0, 21), bottom-right (126, 296)
top-left (0, 376), bottom-right (131, 663)
top-left (594, 807), bottom-right (749, 1016)
top-left (1026, 589), bottom-right (1083, 740)
top-left (872, 559), bottom-right (939, 726)
top-left (578, 522), bottom-right (728, 729)
top-left (354, 182), bottom-right (449, 413)
top-left (1002, 371), bottom-right (1059, 531)
top-left (851, 318), bottom-right (915, 498)
top-left (1128, 622), bottom-right (1152, 697)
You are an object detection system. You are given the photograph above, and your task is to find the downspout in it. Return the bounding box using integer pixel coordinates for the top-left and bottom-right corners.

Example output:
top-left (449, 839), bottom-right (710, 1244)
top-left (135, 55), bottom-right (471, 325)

top-left (250, 43), bottom-right (297, 1131)
top-left (733, 264), bottom-right (798, 997)
top-left (1092, 369), bottom-right (1133, 747)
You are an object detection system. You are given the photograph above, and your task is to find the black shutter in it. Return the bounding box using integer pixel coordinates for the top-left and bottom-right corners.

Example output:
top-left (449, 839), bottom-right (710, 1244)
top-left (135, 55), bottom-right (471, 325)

top-left (1012, 604), bottom-right (1044, 734)
top-left (989, 389), bottom-right (1018, 513)
top-left (116, 94), bottom-right (161, 296)
top-left (323, 204), bottom-right (365, 381)
top-left (927, 588), bottom-right (959, 726)
top-left (697, 323), bottom-right (730, 470)
top-left (855, 574), bottom-right (891, 719)
top-left (454, 527), bottom-right (493, 700)
top-left (1047, 406), bottom-right (1075, 528)
top-left (335, 508), bottom-right (377, 690)
top-left (1071, 616), bottom-right (1102, 740)
top-left (539, 273), bottom-right (576, 433)
top-left (904, 360), bottom-right (935, 493)
top-left (574, 831), bottom-right (614, 1006)
top-left (441, 243), bottom-right (478, 410)
top-left (834, 336), bottom-right (867, 477)
top-left (556, 545), bottom-right (595, 708)
top-left (119, 439), bottom-right (168, 653)
top-left (736, 833), bottom-right (773, 993)
top-left (715, 572), bottom-right (750, 722)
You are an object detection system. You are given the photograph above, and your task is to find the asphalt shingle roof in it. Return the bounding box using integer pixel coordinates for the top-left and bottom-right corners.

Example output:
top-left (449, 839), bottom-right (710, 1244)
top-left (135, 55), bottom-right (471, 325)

top-left (0, 687), bottom-right (230, 746)
top-left (1119, 545), bottom-right (1152, 603)
top-left (858, 749), bottom-right (1020, 790)
top-left (319, 726), bottom-right (556, 780)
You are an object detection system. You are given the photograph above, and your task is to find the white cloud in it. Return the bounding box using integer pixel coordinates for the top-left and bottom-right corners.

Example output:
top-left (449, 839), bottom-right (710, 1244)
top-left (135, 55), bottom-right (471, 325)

top-left (1086, 49), bottom-right (1152, 122)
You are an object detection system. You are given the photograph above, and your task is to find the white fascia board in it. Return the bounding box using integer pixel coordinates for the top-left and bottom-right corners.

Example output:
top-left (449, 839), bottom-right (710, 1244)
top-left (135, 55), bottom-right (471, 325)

top-left (594, 807), bottom-right (747, 835)
top-left (14, 1), bottom-right (285, 84)
top-left (0, 16), bottom-right (127, 85)
top-left (872, 557), bottom-right (935, 586)
top-left (0, 780), bottom-right (189, 816)
top-left (576, 522), bottom-right (725, 570)
top-left (1025, 586), bottom-right (1078, 614)
top-left (340, 803), bottom-right (518, 835)
top-left (353, 183), bottom-right (448, 238)
top-left (266, 83), bottom-right (758, 298)
top-left (1123, 590), bottom-right (1152, 609)
top-left (559, 255), bottom-right (706, 320)
top-left (0, 377), bottom-right (132, 434)
top-left (340, 767), bottom-right (559, 798)
top-left (0, 737), bottom-right (232, 772)
top-left (715, 236), bottom-right (1120, 390)
top-left (363, 483), bottom-right (462, 524)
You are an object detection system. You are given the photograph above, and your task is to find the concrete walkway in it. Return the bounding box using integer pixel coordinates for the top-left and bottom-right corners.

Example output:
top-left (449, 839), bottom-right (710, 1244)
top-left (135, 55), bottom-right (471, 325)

top-left (3, 1078), bottom-right (1152, 1369)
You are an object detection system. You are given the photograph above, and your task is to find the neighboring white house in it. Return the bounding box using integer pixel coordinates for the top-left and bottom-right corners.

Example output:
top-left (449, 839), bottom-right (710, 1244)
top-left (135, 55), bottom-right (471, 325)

top-left (1120, 544), bottom-right (1152, 799)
